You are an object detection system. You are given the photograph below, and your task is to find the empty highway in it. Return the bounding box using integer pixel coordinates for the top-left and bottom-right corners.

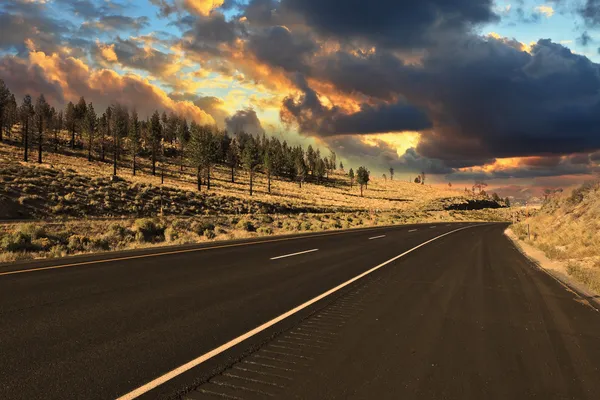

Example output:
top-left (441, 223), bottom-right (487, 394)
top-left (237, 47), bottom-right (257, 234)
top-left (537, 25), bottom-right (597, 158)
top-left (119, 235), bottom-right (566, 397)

top-left (1, 222), bottom-right (599, 400)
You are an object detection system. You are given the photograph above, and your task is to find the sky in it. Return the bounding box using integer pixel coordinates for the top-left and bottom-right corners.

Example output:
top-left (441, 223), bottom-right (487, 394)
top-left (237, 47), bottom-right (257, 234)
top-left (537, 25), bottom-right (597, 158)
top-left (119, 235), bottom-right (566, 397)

top-left (2, 0), bottom-right (600, 196)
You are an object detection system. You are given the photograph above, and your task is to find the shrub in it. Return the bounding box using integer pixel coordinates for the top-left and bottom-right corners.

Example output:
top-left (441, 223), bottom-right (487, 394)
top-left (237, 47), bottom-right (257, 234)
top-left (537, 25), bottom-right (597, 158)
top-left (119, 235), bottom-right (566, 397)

top-left (164, 227), bottom-right (179, 242)
top-left (193, 221), bottom-right (215, 235)
top-left (204, 229), bottom-right (216, 239)
top-left (67, 235), bottom-right (90, 252)
top-left (133, 218), bottom-right (166, 242)
top-left (236, 220), bottom-right (256, 232)
top-left (1, 232), bottom-right (40, 252)
top-left (257, 227), bottom-right (273, 235)
top-left (261, 215), bottom-right (274, 224)
top-left (18, 223), bottom-right (47, 239)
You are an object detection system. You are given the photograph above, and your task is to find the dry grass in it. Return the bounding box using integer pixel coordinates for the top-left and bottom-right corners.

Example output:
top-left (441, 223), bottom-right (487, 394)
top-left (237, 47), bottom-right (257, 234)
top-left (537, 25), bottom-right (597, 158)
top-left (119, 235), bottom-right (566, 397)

top-left (0, 139), bottom-right (488, 218)
top-left (0, 135), bottom-right (509, 263)
top-left (512, 180), bottom-right (600, 293)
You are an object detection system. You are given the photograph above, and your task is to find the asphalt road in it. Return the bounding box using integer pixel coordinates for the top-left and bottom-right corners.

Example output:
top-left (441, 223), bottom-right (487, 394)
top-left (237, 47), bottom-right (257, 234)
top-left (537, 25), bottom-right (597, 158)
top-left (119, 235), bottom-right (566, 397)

top-left (2, 222), bottom-right (599, 400)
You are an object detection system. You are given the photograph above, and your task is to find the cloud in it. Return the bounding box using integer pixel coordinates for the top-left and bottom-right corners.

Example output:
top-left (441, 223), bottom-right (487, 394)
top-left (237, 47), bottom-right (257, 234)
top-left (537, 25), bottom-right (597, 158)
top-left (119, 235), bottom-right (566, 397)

top-left (183, 0), bottom-right (225, 16)
top-left (0, 50), bottom-right (215, 125)
top-left (0, 2), bottom-right (73, 54)
top-left (281, 74), bottom-right (431, 136)
top-left (92, 37), bottom-right (182, 76)
top-left (534, 5), bottom-right (555, 17)
top-left (225, 108), bottom-right (265, 135)
top-left (169, 92), bottom-right (230, 127)
top-left (247, 26), bottom-right (317, 74)
top-left (281, 0), bottom-right (498, 48)
top-left (578, 31), bottom-right (592, 46)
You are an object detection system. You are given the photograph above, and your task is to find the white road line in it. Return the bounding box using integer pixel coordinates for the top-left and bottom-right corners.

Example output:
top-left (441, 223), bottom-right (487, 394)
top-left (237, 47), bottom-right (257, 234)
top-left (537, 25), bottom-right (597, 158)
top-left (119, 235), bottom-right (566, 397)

top-left (0, 226), bottom-right (400, 277)
top-left (270, 249), bottom-right (319, 260)
top-left (408, 229), bottom-right (418, 232)
top-left (115, 223), bottom-right (485, 400)
top-left (368, 235), bottom-right (386, 240)
top-left (430, 226), bottom-right (437, 228)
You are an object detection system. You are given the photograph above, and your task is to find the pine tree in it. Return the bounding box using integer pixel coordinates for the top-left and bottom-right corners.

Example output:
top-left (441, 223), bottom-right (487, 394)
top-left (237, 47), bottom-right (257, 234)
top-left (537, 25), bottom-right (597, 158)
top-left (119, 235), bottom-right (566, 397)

top-left (0, 79), bottom-right (11, 142)
top-left (242, 136), bottom-right (260, 196)
top-left (75, 96), bottom-right (87, 147)
top-left (226, 137), bottom-right (240, 183)
top-left (389, 167), bottom-right (394, 181)
top-left (20, 95), bottom-right (34, 162)
top-left (34, 94), bottom-right (50, 163)
top-left (348, 168), bottom-right (355, 188)
top-left (357, 166), bottom-right (370, 197)
top-left (150, 110), bottom-right (162, 176)
top-left (85, 103), bottom-right (97, 161)
top-left (65, 101), bottom-right (76, 149)
top-left (129, 109), bottom-right (140, 175)
top-left (187, 122), bottom-right (204, 191)
top-left (306, 145), bottom-right (316, 175)
top-left (177, 118), bottom-right (190, 172)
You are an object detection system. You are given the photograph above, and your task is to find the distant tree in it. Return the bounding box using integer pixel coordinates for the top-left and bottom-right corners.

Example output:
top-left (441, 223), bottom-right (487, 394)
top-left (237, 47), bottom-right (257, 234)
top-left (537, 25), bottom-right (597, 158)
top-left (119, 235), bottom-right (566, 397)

top-left (382, 173), bottom-right (387, 181)
top-left (242, 136), bottom-right (260, 195)
top-left (98, 111), bottom-right (108, 162)
top-left (75, 96), bottom-right (87, 147)
top-left (492, 192), bottom-right (501, 202)
top-left (294, 146), bottom-right (307, 188)
top-left (19, 95), bottom-right (34, 162)
top-left (505, 197), bottom-right (511, 207)
top-left (306, 145), bottom-right (316, 175)
top-left (315, 157), bottom-right (326, 183)
top-left (339, 161), bottom-right (344, 171)
top-left (421, 171), bottom-right (426, 185)
top-left (150, 110), bottom-right (162, 176)
top-left (414, 175), bottom-right (421, 184)
top-left (65, 101), bottom-right (76, 149)
top-left (165, 112), bottom-right (178, 144)
top-left (226, 137), bottom-right (240, 183)
top-left (329, 150), bottom-right (337, 173)
top-left (0, 79), bottom-right (10, 141)
top-left (4, 93), bottom-right (18, 140)
top-left (389, 167), bottom-right (394, 181)
top-left (357, 166), bottom-right (370, 197)
top-left (34, 94), bottom-right (50, 163)
top-left (177, 118), bottom-right (190, 172)
top-left (473, 181), bottom-right (488, 194)
top-left (112, 104), bottom-right (128, 176)
top-left (200, 126), bottom-right (218, 190)
top-left (263, 138), bottom-right (276, 193)
top-left (129, 109), bottom-right (140, 175)
top-left (85, 103), bottom-right (97, 161)
top-left (187, 122), bottom-right (204, 191)
top-left (348, 168), bottom-right (355, 188)
top-left (448, 182), bottom-right (452, 188)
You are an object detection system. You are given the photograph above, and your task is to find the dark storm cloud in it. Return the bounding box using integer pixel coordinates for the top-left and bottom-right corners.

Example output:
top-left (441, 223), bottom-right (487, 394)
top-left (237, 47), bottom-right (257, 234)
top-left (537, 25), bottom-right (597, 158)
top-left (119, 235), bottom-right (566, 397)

top-left (181, 13), bottom-right (243, 56)
top-left (282, 74), bottom-right (431, 136)
top-left (247, 26), bottom-right (317, 73)
top-left (226, 108), bottom-right (265, 135)
top-left (280, 0), bottom-right (498, 48)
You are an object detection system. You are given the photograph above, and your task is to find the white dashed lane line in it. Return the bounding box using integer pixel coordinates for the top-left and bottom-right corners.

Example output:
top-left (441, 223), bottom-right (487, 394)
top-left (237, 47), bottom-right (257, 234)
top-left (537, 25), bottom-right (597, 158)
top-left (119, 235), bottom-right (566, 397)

top-left (270, 249), bottom-right (319, 260)
top-left (368, 235), bottom-right (386, 240)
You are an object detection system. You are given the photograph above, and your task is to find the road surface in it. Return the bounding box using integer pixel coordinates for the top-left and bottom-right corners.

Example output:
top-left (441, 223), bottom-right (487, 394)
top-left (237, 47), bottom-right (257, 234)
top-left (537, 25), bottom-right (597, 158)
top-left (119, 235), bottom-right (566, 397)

top-left (1, 222), bottom-right (599, 400)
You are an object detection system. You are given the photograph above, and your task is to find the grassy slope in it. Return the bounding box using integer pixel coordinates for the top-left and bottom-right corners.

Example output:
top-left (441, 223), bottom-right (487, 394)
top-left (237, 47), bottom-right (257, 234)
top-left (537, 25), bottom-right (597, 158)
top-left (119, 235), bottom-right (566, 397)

top-left (0, 139), bottom-right (508, 263)
top-left (512, 181), bottom-right (600, 293)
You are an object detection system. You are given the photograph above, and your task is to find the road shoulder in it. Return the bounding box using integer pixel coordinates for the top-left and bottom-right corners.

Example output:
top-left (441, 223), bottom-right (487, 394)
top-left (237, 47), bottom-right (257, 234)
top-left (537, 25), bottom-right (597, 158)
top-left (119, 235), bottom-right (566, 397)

top-left (504, 228), bottom-right (600, 311)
